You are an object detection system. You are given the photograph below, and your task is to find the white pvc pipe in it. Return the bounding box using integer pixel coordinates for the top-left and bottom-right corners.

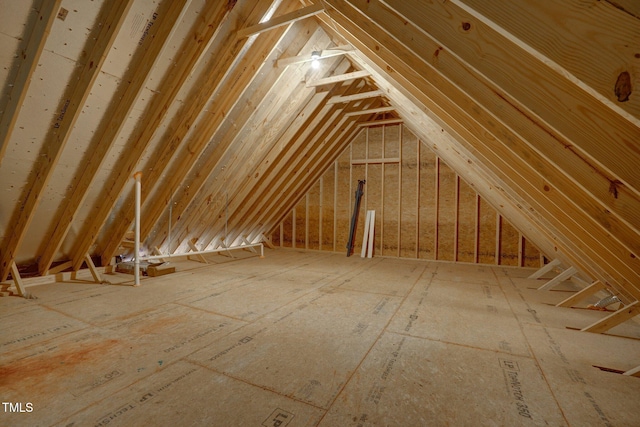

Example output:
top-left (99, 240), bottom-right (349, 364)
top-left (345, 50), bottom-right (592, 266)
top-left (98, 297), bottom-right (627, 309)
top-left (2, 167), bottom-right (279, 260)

top-left (133, 171), bottom-right (142, 286)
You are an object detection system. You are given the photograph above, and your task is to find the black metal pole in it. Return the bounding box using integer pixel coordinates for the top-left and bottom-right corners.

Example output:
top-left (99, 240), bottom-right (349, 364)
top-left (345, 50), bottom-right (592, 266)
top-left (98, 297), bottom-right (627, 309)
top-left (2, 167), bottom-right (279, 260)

top-left (346, 179), bottom-right (366, 256)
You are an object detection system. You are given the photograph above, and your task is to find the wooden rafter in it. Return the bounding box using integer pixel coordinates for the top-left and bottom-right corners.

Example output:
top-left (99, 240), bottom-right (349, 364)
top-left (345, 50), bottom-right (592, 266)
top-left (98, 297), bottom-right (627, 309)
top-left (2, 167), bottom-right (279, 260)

top-left (306, 69), bottom-right (370, 87)
top-left (237, 3), bottom-right (324, 38)
top-left (0, 0), bottom-right (61, 166)
top-left (99, 0), bottom-right (300, 265)
top-left (142, 16), bottom-right (324, 256)
top-left (200, 74), bottom-right (369, 244)
top-left (37, 0), bottom-right (190, 276)
top-left (236, 94), bottom-right (377, 245)
top-left (186, 53), bottom-right (355, 251)
top-left (68, 0), bottom-right (233, 271)
top-left (0, 0), bottom-right (133, 282)
top-left (320, 0), bottom-right (640, 300)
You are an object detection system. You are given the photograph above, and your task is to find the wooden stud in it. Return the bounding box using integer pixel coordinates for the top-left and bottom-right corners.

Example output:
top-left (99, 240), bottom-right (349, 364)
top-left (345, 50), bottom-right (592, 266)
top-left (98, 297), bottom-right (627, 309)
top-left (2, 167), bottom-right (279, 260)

top-left (415, 134), bottom-right (420, 259)
top-left (397, 125), bottom-right (402, 258)
top-left (454, 174), bottom-right (460, 262)
top-left (581, 301), bottom-right (640, 334)
top-left (242, 236), bottom-right (258, 253)
top-left (305, 193), bottom-right (309, 250)
top-left (556, 280), bottom-right (606, 308)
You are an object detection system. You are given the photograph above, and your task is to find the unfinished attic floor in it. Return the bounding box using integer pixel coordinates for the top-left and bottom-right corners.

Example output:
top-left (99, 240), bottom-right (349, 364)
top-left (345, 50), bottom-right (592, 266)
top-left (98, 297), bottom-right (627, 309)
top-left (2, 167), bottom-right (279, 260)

top-left (1, 250), bottom-right (639, 426)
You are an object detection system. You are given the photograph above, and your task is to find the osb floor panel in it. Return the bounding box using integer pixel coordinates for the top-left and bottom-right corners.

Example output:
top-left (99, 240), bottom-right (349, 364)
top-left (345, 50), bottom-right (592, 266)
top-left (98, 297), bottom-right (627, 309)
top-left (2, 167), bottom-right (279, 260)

top-left (1, 250), bottom-right (639, 426)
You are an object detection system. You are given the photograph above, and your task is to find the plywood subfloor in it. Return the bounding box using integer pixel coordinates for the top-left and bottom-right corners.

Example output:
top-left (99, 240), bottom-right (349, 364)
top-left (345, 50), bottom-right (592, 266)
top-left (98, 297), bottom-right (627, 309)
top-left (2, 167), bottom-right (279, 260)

top-left (1, 249), bottom-right (639, 426)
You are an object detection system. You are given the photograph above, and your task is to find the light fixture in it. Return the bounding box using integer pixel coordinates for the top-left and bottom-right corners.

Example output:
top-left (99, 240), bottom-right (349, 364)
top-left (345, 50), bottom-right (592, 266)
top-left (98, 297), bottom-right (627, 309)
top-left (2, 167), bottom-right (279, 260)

top-left (311, 50), bottom-right (321, 69)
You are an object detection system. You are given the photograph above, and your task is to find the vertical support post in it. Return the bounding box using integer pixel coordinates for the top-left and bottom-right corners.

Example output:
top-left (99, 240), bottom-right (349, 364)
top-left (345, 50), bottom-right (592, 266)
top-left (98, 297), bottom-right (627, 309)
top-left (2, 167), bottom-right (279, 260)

top-left (10, 262), bottom-right (26, 297)
top-left (133, 171), bottom-right (142, 287)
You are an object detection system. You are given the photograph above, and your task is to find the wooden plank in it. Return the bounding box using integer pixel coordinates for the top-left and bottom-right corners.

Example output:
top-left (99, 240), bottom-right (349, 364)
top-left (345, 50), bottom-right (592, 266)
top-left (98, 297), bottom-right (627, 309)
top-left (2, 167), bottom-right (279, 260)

top-left (581, 301), bottom-right (640, 334)
top-left (47, 261), bottom-right (73, 276)
top-left (556, 280), bottom-right (606, 308)
top-left (357, 118), bottom-right (403, 127)
top-left (188, 240), bottom-right (208, 264)
top-left (0, 0), bottom-right (133, 282)
top-left (261, 233), bottom-right (276, 250)
top-left (9, 262), bottom-right (26, 297)
top-left (307, 70), bottom-right (371, 87)
top-left (623, 365), bottom-right (640, 378)
top-left (345, 106), bottom-right (395, 117)
top-left (367, 210), bottom-right (376, 258)
top-left (528, 258), bottom-right (562, 279)
top-left (38, 0), bottom-right (189, 275)
top-left (237, 3), bottom-right (324, 39)
top-left (361, 210), bottom-right (372, 258)
top-left (0, 0), bottom-right (61, 165)
top-left (70, 1), bottom-right (234, 270)
top-left (328, 90), bottom-right (384, 104)
top-left (456, 0), bottom-right (640, 119)
top-left (242, 237), bottom-right (258, 254)
top-left (351, 157), bottom-right (400, 165)
top-left (538, 266), bottom-right (578, 291)
top-left (495, 213), bottom-right (502, 265)
top-left (383, 0), bottom-right (640, 192)
top-left (277, 45), bottom-right (354, 67)
top-left (454, 174), bottom-right (460, 262)
top-left (84, 254), bottom-right (103, 284)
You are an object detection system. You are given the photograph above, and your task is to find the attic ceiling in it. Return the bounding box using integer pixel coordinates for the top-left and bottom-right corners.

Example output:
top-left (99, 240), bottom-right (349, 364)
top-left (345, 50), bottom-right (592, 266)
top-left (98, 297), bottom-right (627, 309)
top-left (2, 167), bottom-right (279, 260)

top-left (0, 0), bottom-right (638, 302)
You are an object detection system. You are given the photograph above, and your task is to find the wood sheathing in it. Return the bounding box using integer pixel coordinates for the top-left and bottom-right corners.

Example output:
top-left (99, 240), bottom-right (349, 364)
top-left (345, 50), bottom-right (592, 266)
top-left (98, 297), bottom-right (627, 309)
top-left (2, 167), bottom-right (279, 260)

top-left (0, 1), bottom-right (638, 307)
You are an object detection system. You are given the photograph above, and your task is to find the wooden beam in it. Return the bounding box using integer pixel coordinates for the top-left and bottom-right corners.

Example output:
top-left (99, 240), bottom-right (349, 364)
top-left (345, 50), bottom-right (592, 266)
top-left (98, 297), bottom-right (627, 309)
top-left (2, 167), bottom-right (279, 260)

top-left (0, 0), bottom-right (61, 166)
top-left (9, 262), bottom-right (26, 298)
top-left (242, 237), bottom-right (258, 253)
top-left (357, 118), bottom-right (403, 127)
top-left (351, 157), bottom-right (400, 165)
top-left (556, 280), bottom-right (606, 308)
top-left (84, 254), bottom-right (103, 284)
top-left (538, 266), bottom-right (578, 291)
top-left (124, 7), bottom-right (314, 257)
top-left (187, 240), bottom-right (208, 264)
top-left (47, 261), bottom-right (73, 276)
top-left (328, 90), bottom-right (384, 104)
top-left (307, 70), bottom-right (371, 87)
top-left (70, 1), bottom-right (233, 271)
top-left (623, 365), bottom-right (640, 378)
top-left (260, 233), bottom-right (276, 249)
top-left (38, 0), bottom-right (189, 276)
top-left (456, 0), bottom-right (640, 120)
top-left (0, 0), bottom-right (133, 282)
top-left (237, 3), bottom-right (324, 38)
top-left (344, 106), bottom-right (395, 117)
top-left (528, 258), bottom-right (562, 279)
top-left (277, 45), bottom-right (353, 67)
top-left (581, 301), bottom-right (640, 333)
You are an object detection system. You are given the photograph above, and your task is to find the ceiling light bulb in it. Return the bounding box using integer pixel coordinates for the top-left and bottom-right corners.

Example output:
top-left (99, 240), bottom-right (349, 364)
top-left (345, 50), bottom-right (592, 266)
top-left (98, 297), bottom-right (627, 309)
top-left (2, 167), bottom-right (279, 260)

top-left (310, 51), bottom-right (321, 69)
